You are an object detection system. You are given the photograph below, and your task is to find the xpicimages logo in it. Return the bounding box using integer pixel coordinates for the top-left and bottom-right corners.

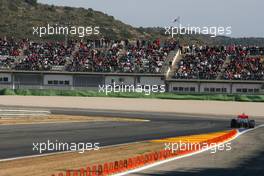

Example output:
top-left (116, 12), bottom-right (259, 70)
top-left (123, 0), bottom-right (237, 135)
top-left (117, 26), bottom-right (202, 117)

top-left (165, 141), bottom-right (232, 154)
top-left (32, 140), bottom-right (100, 154)
top-left (32, 24), bottom-right (100, 37)
top-left (98, 82), bottom-right (166, 95)
top-left (165, 24), bottom-right (232, 38)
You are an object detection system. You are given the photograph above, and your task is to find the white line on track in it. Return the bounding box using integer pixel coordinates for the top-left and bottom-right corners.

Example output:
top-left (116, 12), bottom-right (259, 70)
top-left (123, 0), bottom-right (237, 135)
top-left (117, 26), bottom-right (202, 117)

top-left (0, 109), bottom-right (51, 113)
top-left (0, 114), bottom-right (49, 116)
top-left (0, 109), bottom-right (51, 116)
top-left (114, 124), bottom-right (264, 176)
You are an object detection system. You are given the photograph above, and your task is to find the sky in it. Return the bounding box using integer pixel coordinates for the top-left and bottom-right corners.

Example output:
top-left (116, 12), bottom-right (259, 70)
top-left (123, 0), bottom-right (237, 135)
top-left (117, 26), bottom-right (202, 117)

top-left (38, 0), bottom-right (264, 38)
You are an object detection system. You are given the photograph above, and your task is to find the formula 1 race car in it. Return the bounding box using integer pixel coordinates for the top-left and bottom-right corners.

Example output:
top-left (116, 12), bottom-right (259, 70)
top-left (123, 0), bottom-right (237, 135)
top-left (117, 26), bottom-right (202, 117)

top-left (230, 113), bottom-right (255, 128)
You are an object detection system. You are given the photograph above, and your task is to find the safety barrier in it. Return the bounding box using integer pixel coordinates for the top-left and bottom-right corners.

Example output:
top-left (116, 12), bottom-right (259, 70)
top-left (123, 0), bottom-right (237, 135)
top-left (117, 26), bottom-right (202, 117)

top-left (51, 129), bottom-right (237, 176)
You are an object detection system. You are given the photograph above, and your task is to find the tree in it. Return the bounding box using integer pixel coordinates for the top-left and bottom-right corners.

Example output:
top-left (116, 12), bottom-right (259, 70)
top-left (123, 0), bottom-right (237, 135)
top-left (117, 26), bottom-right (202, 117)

top-left (25, 0), bottom-right (38, 6)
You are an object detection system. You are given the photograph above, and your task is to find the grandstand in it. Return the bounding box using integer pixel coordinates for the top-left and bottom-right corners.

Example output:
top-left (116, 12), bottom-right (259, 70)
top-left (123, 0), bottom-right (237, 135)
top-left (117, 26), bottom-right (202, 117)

top-left (0, 38), bottom-right (177, 73)
top-left (173, 45), bottom-right (264, 80)
top-left (1, 37), bottom-right (264, 94)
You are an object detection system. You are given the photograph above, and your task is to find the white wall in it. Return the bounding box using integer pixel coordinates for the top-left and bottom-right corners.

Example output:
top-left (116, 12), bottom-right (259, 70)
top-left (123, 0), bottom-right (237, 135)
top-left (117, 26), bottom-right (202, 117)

top-left (0, 73), bottom-right (12, 83)
top-left (43, 75), bottom-right (73, 86)
top-left (168, 81), bottom-right (263, 94)
top-left (169, 82), bottom-right (199, 92)
top-left (232, 84), bottom-right (262, 93)
top-left (139, 76), bottom-right (164, 86)
top-left (105, 76), bottom-right (135, 85)
top-left (200, 83), bottom-right (231, 93)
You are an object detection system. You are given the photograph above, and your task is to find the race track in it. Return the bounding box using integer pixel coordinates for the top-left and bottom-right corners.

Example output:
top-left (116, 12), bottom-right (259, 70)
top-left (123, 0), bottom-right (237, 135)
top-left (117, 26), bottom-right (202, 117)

top-left (0, 108), bottom-right (230, 160)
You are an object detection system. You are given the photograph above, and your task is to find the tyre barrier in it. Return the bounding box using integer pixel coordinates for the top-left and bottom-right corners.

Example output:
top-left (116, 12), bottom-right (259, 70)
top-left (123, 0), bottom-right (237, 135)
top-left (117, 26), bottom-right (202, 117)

top-left (51, 129), bottom-right (237, 176)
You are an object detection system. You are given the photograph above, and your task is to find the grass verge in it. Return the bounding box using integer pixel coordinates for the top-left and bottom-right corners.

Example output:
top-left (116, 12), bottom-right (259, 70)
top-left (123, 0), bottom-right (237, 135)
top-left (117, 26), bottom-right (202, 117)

top-left (0, 88), bottom-right (264, 102)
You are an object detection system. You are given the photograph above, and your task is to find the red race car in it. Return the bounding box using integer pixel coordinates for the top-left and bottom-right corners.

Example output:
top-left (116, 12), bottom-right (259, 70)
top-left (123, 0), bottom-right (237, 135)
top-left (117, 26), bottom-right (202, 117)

top-left (230, 113), bottom-right (255, 128)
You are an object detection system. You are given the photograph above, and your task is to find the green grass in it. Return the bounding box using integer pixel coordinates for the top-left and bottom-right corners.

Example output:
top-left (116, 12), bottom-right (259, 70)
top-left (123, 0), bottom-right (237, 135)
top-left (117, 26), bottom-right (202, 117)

top-left (1, 88), bottom-right (264, 102)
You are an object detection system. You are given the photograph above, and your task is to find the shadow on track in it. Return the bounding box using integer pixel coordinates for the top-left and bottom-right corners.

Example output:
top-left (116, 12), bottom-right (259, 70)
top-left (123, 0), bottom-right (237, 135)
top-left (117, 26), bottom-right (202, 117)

top-left (136, 150), bottom-right (264, 176)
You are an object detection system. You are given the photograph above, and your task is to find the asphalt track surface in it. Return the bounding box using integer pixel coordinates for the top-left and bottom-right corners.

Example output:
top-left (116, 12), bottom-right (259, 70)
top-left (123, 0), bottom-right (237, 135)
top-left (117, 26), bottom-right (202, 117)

top-left (0, 107), bottom-right (234, 160)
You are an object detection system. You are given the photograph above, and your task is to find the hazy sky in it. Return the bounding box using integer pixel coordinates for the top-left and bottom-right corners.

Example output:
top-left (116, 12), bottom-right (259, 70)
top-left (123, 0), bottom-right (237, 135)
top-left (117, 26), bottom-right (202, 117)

top-left (39, 0), bottom-right (264, 38)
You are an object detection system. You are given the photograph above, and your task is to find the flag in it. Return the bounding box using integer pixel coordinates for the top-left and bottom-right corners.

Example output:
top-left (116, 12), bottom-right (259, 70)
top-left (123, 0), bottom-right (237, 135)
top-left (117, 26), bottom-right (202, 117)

top-left (173, 16), bottom-right (180, 23)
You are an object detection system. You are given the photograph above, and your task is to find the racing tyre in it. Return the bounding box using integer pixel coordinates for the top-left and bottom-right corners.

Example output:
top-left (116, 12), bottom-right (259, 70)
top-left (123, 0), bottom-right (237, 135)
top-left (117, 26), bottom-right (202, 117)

top-left (249, 120), bottom-right (255, 128)
top-left (231, 119), bottom-right (237, 128)
top-left (244, 121), bottom-right (249, 128)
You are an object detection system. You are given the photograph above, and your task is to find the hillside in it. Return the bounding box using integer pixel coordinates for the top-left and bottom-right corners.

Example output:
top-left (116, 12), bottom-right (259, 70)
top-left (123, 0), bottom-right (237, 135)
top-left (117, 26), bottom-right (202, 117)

top-left (0, 0), bottom-right (150, 40)
top-left (140, 27), bottom-right (264, 46)
top-left (0, 0), bottom-right (264, 46)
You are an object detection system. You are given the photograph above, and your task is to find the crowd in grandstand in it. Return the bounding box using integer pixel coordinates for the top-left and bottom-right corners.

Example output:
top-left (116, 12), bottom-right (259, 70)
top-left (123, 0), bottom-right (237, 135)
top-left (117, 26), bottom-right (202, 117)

top-left (175, 46), bottom-right (227, 79)
top-left (175, 45), bottom-right (264, 80)
top-left (0, 38), bottom-right (76, 71)
top-left (1, 37), bottom-right (264, 80)
top-left (66, 39), bottom-right (177, 73)
top-left (0, 38), bottom-right (177, 73)
top-left (222, 46), bottom-right (264, 80)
